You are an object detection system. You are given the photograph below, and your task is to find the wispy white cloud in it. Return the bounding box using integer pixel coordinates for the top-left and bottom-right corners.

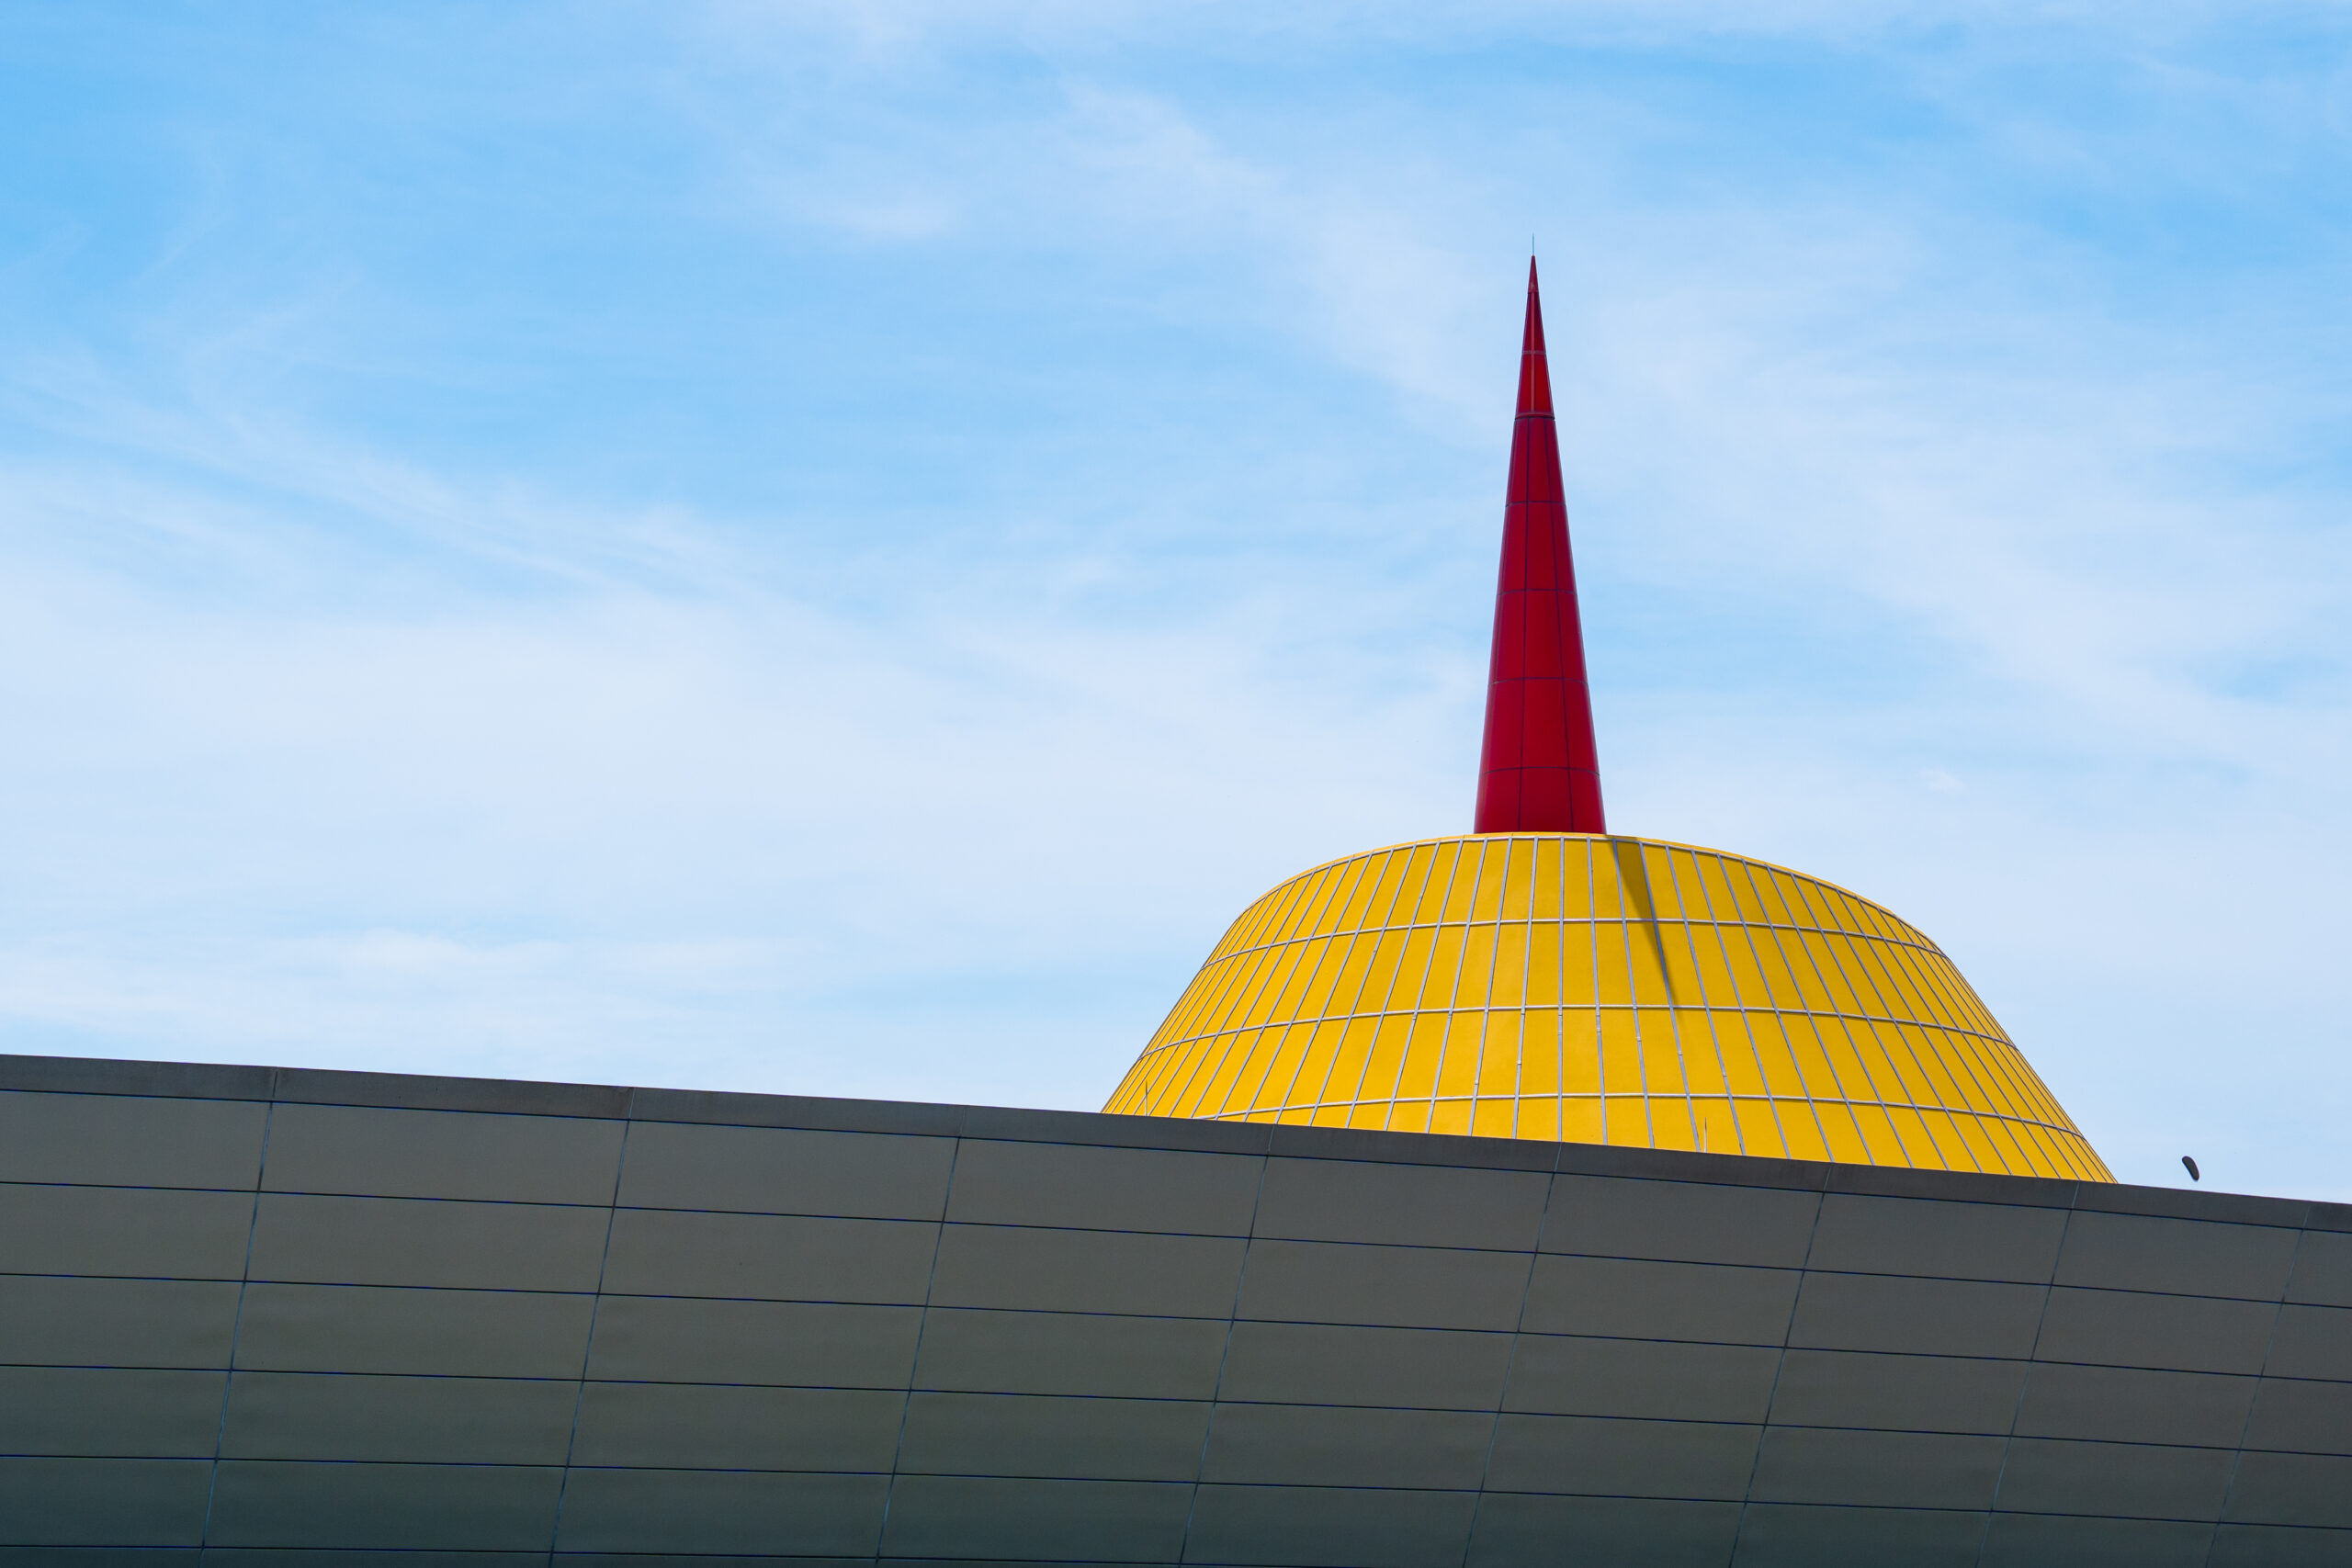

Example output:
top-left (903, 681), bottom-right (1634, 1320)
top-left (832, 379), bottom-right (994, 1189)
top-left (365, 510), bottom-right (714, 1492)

top-left (3, 1), bottom-right (2348, 1196)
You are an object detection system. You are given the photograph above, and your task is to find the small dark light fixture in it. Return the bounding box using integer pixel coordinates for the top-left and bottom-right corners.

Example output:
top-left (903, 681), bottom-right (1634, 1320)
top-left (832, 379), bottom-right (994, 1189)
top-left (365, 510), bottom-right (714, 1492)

top-left (2181, 1156), bottom-right (2200, 1182)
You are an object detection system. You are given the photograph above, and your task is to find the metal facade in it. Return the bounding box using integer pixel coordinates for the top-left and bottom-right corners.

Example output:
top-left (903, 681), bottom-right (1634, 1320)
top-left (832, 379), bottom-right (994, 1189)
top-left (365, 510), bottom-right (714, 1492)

top-left (1105, 833), bottom-right (2109, 1180)
top-left (0, 1051), bottom-right (2345, 1565)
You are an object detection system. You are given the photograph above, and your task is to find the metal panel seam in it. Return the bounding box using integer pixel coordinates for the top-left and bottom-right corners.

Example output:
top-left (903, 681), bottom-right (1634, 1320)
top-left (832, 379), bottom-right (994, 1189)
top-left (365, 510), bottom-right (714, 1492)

top-left (873, 1134), bottom-right (963, 1563)
top-left (1726, 1180), bottom-right (1827, 1565)
top-left (546, 1116), bottom-right (630, 1563)
top-left (1177, 1149), bottom-right (1272, 1563)
top-left (2201, 1225), bottom-right (2303, 1567)
top-left (1458, 1140), bottom-right (1568, 1566)
top-left (197, 1096), bottom-right (274, 1551)
top-left (1973, 1201), bottom-right (2069, 1565)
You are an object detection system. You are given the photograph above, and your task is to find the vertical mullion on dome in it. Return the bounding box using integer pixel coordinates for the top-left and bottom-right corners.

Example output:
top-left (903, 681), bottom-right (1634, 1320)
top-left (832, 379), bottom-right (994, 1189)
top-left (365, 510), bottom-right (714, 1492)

top-left (1701, 856), bottom-right (1807, 1159)
top-left (1899, 1007), bottom-right (2012, 1173)
top-left (1711, 854), bottom-right (1823, 1163)
top-left (1384, 840), bottom-right (1466, 1133)
top-left (1149, 874), bottom-right (1312, 1118)
top-left (1811, 892), bottom-right (1974, 1172)
top-left (1203, 867), bottom-right (1348, 1119)
top-left (1166, 868), bottom-right (1329, 1118)
top-left (1514, 841), bottom-right (1552, 1133)
top-left (1730, 857), bottom-right (1863, 1162)
top-left (1274, 851), bottom-right (1394, 1119)
top-left (1356, 840), bottom-right (1447, 1124)
top-left (1597, 840), bottom-right (1652, 1147)
top-left (1778, 871), bottom-right (1918, 1168)
top-left (1717, 854), bottom-right (1801, 1158)
top-left (1295, 847), bottom-right (1417, 1120)
top-left (1460, 835), bottom-right (1520, 1138)
top-left (1256, 855), bottom-right (1379, 1118)
top-left (1551, 835), bottom-right (1569, 1141)
top-left (1664, 847), bottom-right (1719, 1152)
top-left (1887, 936), bottom-right (2062, 1167)
top-left (1577, 834), bottom-right (1606, 1145)
top-left (1369, 847), bottom-right (1444, 1091)
top-left (1425, 839), bottom-right (1499, 1136)
top-left (1661, 848), bottom-right (1744, 1157)
top-left (1320, 844), bottom-right (1430, 1124)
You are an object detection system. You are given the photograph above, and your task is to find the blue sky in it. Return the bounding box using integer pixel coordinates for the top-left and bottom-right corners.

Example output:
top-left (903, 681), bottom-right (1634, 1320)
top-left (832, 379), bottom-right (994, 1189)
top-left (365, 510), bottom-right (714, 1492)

top-left (4, 3), bottom-right (2349, 1198)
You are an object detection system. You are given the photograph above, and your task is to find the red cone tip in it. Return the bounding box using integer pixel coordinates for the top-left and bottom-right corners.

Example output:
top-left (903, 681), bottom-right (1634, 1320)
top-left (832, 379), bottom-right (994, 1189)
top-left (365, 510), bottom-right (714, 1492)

top-left (1473, 257), bottom-right (1606, 835)
top-left (1516, 258), bottom-right (1552, 417)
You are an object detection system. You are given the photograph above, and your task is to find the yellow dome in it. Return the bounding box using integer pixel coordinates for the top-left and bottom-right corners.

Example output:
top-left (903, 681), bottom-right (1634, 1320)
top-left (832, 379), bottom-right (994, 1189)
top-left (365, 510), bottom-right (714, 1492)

top-left (1106, 833), bottom-right (2110, 1181)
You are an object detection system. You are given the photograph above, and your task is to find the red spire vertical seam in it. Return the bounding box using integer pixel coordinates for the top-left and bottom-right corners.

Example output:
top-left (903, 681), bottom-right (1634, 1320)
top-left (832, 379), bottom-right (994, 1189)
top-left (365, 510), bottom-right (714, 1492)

top-left (1473, 257), bottom-right (1606, 835)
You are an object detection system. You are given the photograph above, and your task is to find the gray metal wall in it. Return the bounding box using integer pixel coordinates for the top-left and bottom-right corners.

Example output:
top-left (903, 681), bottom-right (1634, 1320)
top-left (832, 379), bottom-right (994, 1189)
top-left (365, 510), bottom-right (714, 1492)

top-left (1, 1051), bottom-right (2347, 1568)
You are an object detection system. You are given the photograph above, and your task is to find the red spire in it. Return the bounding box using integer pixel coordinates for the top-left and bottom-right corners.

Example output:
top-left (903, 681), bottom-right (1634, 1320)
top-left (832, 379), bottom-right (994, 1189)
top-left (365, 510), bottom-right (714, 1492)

top-left (1473, 258), bottom-right (1606, 835)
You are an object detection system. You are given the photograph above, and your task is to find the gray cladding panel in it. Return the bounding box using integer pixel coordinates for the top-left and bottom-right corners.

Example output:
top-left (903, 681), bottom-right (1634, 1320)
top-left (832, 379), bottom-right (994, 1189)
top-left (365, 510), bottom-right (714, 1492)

top-left (231, 1283), bottom-right (594, 1378)
top-left (1254, 1156), bottom-right (1547, 1249)
top-left (0, 1276), bottom-right (241, 1369)
top-left (1804, 1192), bottom-right (2065, 1282)
top-left (203, 1461), bottom-right (565, 1549)
top-left (1994, 1435), bottom-right (2236, 1521)
top-left (1466, 1494), bottom-right (1743, 1568)
top-left (2013, 1360), bottom-right (2256, 1447)
top-left (198, 1555), bottom-right (538, 1568)
top-left (616, 1121), bottom-right (954, 1219)
top-left (2244, 1376), bottom-right (2352, 1454)
top-left (0, 1458), bottom-right (214, 1547)
top-left (2035, 1285), bottom-right (2278, 1374)
top-left (944, 1139), bottom-right (1260, 1234)
top-left (910, 1307), bottom-right (1228, 1400)
top-left (550, 1469), bottom-right (890, 1555)
top-left (1765, 1348), bottom-right (2026, 1434)
top-left (928, 1224), bottom-right (1243, 1317)
top-left (246, 1193), bottom-right (609, 1291)
top-left (0, 1368), bottom-right (224, 1457)
top-left (584, 1295), bottom-right (922, 1387)
top-left (220, 1371), bottom-right (579, 1463)
top-left (1485, 1413), bottom-right (1759, 1499)
top-left (2222, 1451), bottom-right (2352, 1528)
top-left (1544, 1174), bottom-right (1818, 1267)
top-left (269, 1063), bottom-right (623, 1120)
top-left (0, 1092), bottom-right (266, 1190)
top-left (601, 1209), bottom-right (938, 1303)
top-left (1522, 1255), bottom-right (1799, 1344)
top-left (1183, 1483), bottom-right (1479, 1568)
top-left (1202, 1403), bottom-right (1492, 1489)
top-left (2210, 1523), bottom-right (2352, 1568)
top-left (2288, 1228), bottom-right (2352, 1307)
top-left (1216, 1321), bottom-right (1514, 1409)
top-left (1747, 1426), bottom-right (2003, 1510)
top-left (0, 1184), bottom-right (254, 1280)
top-left (2054, 1209), bottom-right (2301, 1299)
top-left (1730, 1503), bottom-right (1986, 1568)
top-left (2267, 1303), bottom-right (2352, 1381)
top-left (570, 1382), bottom-right (904, 1471)
top-left (1979, 1512), bottom-right (2213, 1568)
top-left (1788, 1271), bottom-right (2045, 1359)
top-left (10, 1050), bottom-right (2352, 1557)
top-left (1502, 1334), bottom-right (1780, 1423)
top-left (1235, 1237), bottom-right (1530, 1330)
top-left (261, 1103), bottom-right (624, 1204)
top-left (898, 1392), bottom-right (1209, 1481)
top-left (876, 1475), bottom-right (1191, 1562)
